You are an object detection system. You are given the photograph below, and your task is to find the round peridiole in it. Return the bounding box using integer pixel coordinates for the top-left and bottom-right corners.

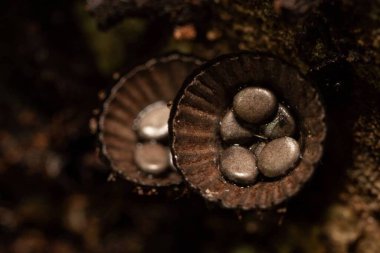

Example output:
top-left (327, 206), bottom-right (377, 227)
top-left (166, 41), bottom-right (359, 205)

top-left (257, 137), bottom-right (300, 178)
top-left (134, 142), bottom-right (171, 175)
top-left (261, 104), bottom-right (296, 139)
top-left (220, 109), bottom-right (257, 144)
top-left (134, 101), bottom-right (171, 141)
top-left (233, 87), bottom-right (278, 124)
top-left (220, 145), bottom-right (259, 185)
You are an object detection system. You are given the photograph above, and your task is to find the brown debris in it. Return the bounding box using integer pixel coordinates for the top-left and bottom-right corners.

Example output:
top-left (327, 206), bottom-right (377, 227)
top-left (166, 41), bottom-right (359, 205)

top-left (173, 24), bottom-right (197, 40)
top-left (273, 0), bottom-right (322, 14)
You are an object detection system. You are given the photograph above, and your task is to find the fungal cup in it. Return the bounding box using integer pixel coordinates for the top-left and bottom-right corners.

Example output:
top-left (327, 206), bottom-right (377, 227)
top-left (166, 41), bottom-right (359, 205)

top-left (169, 53), bottom-right (326, 209)
top-left (97, 54), bottom-right (202, 187)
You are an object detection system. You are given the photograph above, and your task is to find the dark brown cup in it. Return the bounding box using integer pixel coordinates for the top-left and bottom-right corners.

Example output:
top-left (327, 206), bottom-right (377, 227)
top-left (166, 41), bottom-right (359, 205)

top-left (169, 52), bottom-right (326, 209)
top-left (98, 54), bottom-right (202, 187)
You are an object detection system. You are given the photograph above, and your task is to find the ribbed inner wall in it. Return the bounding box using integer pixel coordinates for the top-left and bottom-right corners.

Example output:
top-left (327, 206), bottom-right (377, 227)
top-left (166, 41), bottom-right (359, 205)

top-left (172, 55), bottom-right (325, 209)
top-left (100, 58), bottom-right (200, 186)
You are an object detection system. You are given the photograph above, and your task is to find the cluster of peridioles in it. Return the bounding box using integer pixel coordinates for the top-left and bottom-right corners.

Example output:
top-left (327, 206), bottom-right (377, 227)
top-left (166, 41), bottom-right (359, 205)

top-left (94, 52), bottom-right (326, 210)
top-left (219, 86), bottom-right (300, 185)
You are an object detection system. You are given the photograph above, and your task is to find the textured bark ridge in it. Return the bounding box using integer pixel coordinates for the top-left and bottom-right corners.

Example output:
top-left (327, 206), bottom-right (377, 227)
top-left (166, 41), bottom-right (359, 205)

top-left (87, 0), bottom-right (209, 29)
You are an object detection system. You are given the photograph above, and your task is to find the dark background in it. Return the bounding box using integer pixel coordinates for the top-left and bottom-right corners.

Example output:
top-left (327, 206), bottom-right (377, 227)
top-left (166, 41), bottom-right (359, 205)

top-left (0, 0), bottom-right (379, 252)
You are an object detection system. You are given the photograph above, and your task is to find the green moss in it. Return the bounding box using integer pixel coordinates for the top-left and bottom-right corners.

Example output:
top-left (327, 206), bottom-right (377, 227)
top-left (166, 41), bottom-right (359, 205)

top-left (74, 2), bottom-right (147, 75)
top-left (163, 38), bottom-right (195, 54)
